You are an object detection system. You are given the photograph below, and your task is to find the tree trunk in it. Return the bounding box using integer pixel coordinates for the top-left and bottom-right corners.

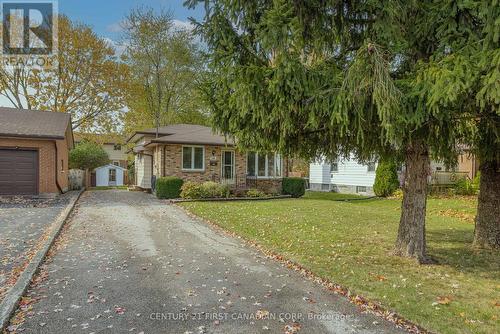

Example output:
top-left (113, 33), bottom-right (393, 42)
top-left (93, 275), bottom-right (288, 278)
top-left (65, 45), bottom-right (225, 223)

top-left (394, 141), bottom-right (431, 263)
top-left (474, 160), bottom-right (500, 249)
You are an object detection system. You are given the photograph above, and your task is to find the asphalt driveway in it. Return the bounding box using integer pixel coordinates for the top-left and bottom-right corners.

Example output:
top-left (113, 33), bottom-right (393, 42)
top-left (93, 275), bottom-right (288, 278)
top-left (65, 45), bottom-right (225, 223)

top-left (0, 194), bottom-right (73, 303)
top-left (7, 190), bottom-right (406, 333)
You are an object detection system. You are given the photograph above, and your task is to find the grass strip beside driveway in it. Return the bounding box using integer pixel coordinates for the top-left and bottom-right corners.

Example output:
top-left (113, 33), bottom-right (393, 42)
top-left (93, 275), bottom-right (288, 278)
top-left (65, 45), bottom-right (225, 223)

top-left (180, 192), bottom-right (500, 334)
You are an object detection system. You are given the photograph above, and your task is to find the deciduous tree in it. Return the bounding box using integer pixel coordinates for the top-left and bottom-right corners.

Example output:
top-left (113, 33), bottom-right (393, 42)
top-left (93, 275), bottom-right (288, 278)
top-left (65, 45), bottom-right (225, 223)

top-left (122, 7), bottom-right (208, 136)
top-left (0, 16), bottom-right (126, 132)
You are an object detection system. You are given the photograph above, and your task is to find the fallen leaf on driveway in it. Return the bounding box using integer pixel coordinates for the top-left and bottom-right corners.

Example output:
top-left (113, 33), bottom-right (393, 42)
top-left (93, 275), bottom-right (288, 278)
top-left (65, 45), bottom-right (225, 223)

top-left (256, 309), bottom-right (269, 319)
top-left (284, 322), bottom-right (301, 334)
top-left (115, 306), bottom-right (126, 314)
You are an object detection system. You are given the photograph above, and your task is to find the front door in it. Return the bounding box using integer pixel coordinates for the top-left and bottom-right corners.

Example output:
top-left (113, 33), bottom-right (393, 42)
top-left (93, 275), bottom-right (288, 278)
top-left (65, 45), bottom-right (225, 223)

top-left (221, 150), bottom-right (235, 184)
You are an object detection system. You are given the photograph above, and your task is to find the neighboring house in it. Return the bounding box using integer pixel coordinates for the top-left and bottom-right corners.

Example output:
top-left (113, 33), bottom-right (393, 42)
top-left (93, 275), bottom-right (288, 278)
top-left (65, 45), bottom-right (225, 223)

top-left (457, 149), bottom-right (480, 179)
top-left (0, 107), bottom-right (73, 196)
top-left (94, 164), bottom-right (127, 187)
top-left (74, 133), bottom-right (129, 187)
top-left (127, 124), bottom-right (287, 192)
top-left (74, 133), bottom-right (128, 168)
top-left (310, 153), bottom-right (478, 195)
top-left (310, 155), bottom-right (379, 195)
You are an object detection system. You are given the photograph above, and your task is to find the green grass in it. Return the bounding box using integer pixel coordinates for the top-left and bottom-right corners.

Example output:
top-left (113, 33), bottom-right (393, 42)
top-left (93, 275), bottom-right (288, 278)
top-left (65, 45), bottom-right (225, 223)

top-left (90, 186), bottom-right (128, 190)
top-left (304, 190), bottom-right (373, 201)
top-left (180, 191), bottom-right (500, 334)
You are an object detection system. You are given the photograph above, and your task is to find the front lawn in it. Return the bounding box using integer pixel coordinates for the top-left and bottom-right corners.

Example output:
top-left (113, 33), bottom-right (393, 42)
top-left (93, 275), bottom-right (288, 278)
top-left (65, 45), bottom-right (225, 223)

top-left (180, 192), bottom-right (499, 334)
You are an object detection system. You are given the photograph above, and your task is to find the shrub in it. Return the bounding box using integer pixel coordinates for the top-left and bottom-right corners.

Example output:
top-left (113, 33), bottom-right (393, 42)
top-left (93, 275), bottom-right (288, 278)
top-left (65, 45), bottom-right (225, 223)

top-left (472, 172), bottom-right (481, 192)
top-left (180, 181), bottom-right (206, 199)
top-left (373, 160), bottom-right (400, 197)
top-left (181, 181), bottom-right (230, 199)
top-left (246, 188), bottom-right (267, 198)
top-left (390, 188), bottom-right (404, 199)
top-left (201, 182), bottom-right (230, 198)
top-left (282, 177), bottom-right (306, 198)
top-left (69, 141), bottom-right (109, 170)
top-left (454, 178), bottom-right (476, 196)
top-left (156, 177), bottom-right (184, 199)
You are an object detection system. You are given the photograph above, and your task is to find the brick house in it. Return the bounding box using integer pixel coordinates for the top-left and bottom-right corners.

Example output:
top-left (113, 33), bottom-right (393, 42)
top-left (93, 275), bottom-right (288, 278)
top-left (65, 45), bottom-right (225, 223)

top-left (0, 107), bottom-right (74, 196)
top-left (127, 124), bottom-right (287, 193)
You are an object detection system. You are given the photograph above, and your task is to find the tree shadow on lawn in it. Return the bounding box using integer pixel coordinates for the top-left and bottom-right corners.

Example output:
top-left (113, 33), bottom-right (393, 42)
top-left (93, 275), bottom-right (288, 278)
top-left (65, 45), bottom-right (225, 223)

top-left (426, 228), bottom-right (500, 277)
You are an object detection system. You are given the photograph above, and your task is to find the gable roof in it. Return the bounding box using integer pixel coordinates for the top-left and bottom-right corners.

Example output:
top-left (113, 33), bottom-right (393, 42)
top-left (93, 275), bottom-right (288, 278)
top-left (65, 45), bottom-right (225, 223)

top-left (95, 163), bottom-right (127, 171)
top-left (0, 107), bottom-right (72, 140)
top-left (128, 124), bottom-right (234, 147)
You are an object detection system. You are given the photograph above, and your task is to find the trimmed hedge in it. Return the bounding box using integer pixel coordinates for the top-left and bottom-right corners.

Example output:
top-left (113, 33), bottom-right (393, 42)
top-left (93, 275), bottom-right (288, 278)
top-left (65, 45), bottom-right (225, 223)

top-left (156, 177), bottom-right (184, 199)
top-left (373, 161), bottom-right (400, 197)
top-left (282, 177), bottom-right (306, 198)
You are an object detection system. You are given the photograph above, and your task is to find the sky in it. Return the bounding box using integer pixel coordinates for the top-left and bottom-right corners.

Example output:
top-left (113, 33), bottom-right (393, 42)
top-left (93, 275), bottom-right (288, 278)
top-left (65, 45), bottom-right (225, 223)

top-left (0, 0), bottom-right (205, 107)
top-left (58, 0), bottom-right (205, 41)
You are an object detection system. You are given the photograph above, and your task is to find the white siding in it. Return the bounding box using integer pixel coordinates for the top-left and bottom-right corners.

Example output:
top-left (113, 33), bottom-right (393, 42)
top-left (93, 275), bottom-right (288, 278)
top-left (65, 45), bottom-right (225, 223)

top-left (332, 156), bottom-right (377, 187)
top-left (95, 165), bottom-right (125, 187)
top-left (135, 154), bottom-right (152, 189)
top-left (309, 161), bottom-right (331, 185)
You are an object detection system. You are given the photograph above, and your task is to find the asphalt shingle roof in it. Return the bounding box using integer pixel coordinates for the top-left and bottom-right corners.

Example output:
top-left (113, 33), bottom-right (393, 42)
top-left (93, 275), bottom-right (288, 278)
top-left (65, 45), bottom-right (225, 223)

top-left (0, 107), bottom-right (71, 139)
top-left (133, 124), bottom-right (235, 146)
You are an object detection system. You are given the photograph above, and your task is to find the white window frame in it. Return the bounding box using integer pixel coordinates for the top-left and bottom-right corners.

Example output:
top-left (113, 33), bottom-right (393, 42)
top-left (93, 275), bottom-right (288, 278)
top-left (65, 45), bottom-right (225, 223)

top-left (246, 152), bottom-right (283, 179)
top-left (221, 150), bottom-right (235, 183)
top-left (182, 145), bottom-right (205, 171)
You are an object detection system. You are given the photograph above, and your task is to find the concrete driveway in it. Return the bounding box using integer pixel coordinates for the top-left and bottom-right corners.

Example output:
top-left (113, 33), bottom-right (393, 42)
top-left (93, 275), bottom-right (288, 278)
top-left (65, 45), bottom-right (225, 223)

top-left (7, 190), bottom-right (406, 334)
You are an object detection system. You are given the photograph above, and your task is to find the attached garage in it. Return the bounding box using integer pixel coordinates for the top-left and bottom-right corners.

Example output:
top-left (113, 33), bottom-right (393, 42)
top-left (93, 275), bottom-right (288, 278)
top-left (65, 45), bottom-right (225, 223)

top-left (0, 107), bottom-right (73, 196)
top-left (0, 149), bottom-right (39, 195)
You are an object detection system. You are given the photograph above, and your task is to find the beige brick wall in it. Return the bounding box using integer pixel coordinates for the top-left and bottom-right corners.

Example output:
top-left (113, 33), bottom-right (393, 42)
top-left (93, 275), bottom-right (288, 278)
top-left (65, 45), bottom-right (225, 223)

top-left (151, 144), bottom-right (287, 193)
top-left (157, 144), bottom-right (247, 183)
top-left (0, 137), bottom-right (69, 194)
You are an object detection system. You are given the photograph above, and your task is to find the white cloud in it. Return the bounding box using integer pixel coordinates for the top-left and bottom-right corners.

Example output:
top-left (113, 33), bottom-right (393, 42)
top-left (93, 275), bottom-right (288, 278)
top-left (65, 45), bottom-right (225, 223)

top-left (103, 38), bottom-right (127, 57)
top-left (106, 21), bottom-right (124, 33)
top-left (172, 19), bottom-right (194, 32)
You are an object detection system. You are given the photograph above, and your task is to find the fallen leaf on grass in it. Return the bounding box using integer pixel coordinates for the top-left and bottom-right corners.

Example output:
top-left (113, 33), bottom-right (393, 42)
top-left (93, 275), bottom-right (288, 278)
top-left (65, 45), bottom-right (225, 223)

top-left (436, 296), bottom-right (452, 305)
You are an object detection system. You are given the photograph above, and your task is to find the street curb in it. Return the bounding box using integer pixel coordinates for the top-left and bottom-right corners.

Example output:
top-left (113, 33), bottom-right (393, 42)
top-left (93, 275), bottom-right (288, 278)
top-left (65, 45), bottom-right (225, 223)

top-left (0, 188), bottom-right (85, 331)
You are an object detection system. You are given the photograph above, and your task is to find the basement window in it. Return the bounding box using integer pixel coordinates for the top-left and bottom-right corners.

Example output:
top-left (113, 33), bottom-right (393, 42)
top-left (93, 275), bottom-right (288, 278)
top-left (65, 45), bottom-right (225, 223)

top-left (356, 186), bottom-right (367, 193)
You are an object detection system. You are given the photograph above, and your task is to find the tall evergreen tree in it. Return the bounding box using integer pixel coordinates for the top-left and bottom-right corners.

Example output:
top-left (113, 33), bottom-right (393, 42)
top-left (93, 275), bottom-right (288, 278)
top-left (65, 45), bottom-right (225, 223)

top-left (187, 0), bottom-right (499, 260)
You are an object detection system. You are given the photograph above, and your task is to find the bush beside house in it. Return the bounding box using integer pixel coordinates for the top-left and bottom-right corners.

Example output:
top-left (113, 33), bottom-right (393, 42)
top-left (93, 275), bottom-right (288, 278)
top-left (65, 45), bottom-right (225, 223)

top-left (373, 161), bottom-right (400, 197)
top-left (156, 177), bottom-right (184, 199)
top-left (453, 172), bottom-right (480, 196)
top-left (180, 181), bottom-right (230, 199)
top-left (282, 177), bottom-right (306, 198)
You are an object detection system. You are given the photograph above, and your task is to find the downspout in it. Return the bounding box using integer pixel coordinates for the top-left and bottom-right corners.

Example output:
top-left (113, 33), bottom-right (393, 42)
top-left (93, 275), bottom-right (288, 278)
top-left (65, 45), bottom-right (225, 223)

top-left (53, 141), bottom-right (64, 193)
top-left (163, 146), bottom-right (166, 177)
